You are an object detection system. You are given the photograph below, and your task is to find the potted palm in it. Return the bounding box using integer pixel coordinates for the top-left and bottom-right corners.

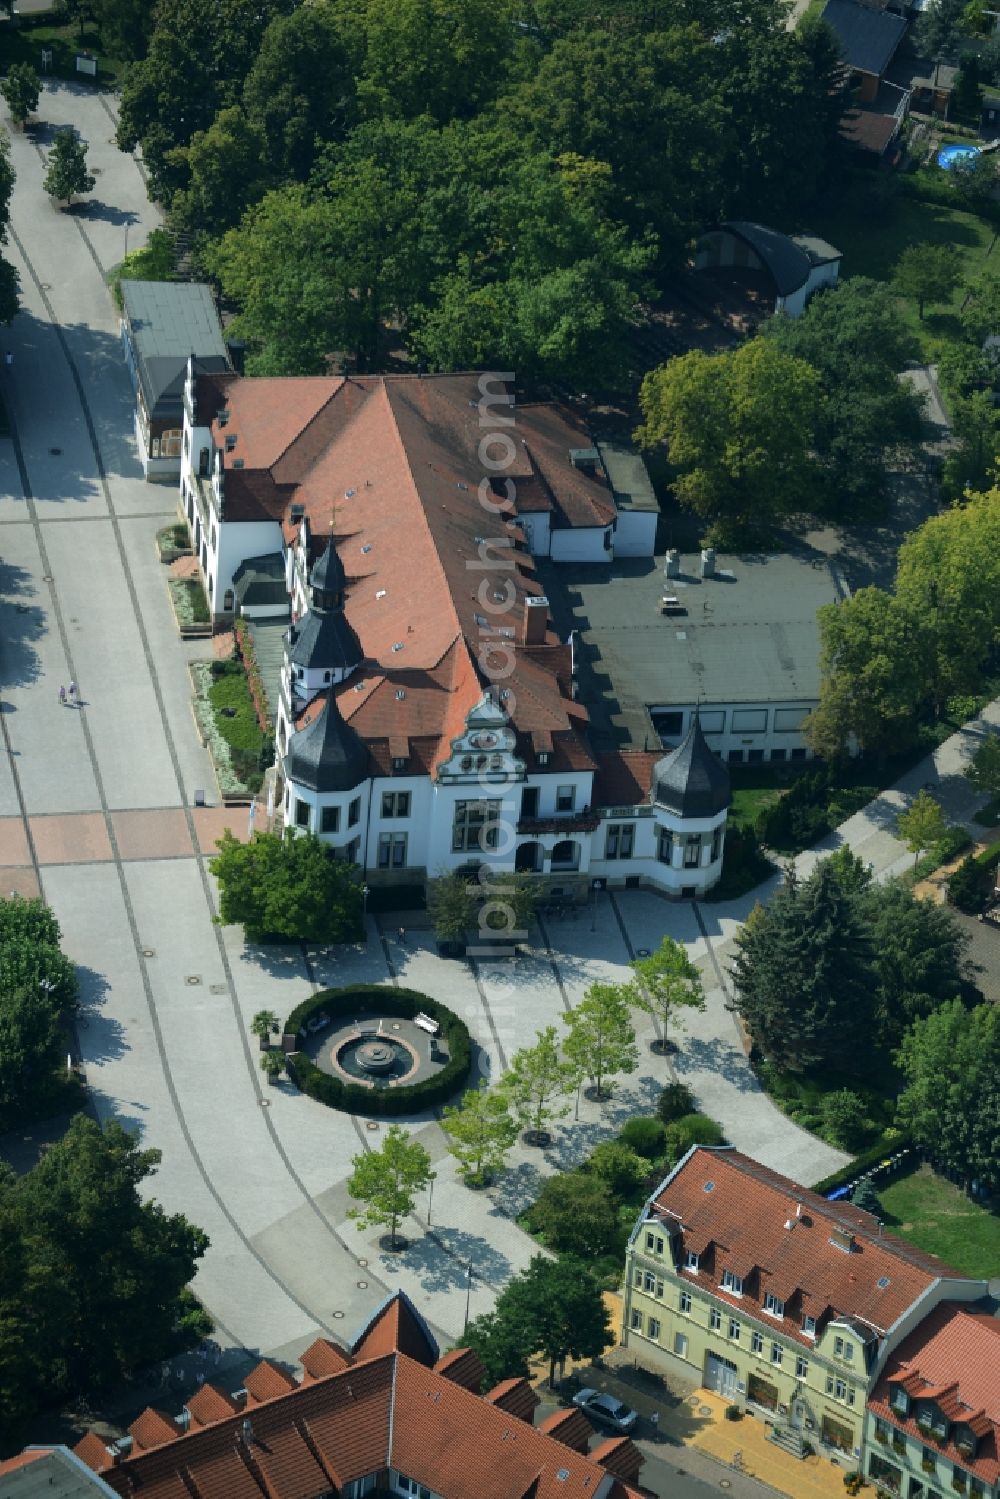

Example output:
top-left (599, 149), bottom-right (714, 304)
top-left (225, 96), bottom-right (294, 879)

top-left (261, 1050), bottom-right (284, 1085)
top-left (251, 1009), bottom-right (280, 1051)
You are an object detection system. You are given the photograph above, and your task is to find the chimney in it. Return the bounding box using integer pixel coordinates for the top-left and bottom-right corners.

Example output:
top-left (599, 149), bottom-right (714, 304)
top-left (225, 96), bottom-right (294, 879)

top-left (829, 1224), bottom-right (855, 1254)
top-left (665, 549), bottom-right (680, 579)
top-left (700, 547), bottom-right (716, 579)
top-left (523, 595), bottom-right (549, 646)
top-left (240, 1417), bottom-right (254, 1446)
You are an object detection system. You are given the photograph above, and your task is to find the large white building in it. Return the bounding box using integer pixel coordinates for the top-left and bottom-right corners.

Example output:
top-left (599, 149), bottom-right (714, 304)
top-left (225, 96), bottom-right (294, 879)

top-left (177, 367), bottom-right (729, 899)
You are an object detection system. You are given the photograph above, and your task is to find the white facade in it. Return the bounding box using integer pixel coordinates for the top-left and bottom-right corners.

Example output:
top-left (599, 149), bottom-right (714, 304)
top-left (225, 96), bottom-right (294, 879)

top-left (613, 506), bottom-right (658, 558)
top-left (650, 701), bottom-right (817, 764)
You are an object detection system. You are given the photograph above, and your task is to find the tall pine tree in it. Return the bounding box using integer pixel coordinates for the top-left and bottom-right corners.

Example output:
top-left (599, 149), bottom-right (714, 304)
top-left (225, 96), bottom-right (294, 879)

top-left (731, 861), bottom-right (874, 1072)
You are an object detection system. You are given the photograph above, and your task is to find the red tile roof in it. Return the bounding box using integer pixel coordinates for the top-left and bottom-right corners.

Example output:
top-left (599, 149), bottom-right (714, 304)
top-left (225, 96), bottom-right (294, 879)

top-left (594, 751), bottom-right (659, 808)
top-left (185, 1383), bottom-right (241, 1425)
top-left (871, 1303), bottom-right (1000, 1485)
top-left (433, 1347), bottom-right (487, 1392)
top-left (536, 1408), bottom-right (594, 1453)
top-left (198, 372), bottom-right (601, 787)
top-left (68, 1293), bottom-right (642, 1499)
top-left (649, 1148), bottom-right (979, 1349)
top-left (483, 1377), bottom-right (540, 1424)
top-left (299, 1338), bottom-right (350, 1382)
top-left (588, 1437), bottom-right (643, 1485)
top-left (244, 1359), bottom-right (298, 1404)
top-left (129, 1407), bottom-right (181, 1450)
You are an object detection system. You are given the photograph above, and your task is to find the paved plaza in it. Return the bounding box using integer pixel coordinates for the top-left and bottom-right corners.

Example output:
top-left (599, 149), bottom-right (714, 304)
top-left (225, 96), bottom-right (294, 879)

top-left (2, 82), bottom-right (998, 1381)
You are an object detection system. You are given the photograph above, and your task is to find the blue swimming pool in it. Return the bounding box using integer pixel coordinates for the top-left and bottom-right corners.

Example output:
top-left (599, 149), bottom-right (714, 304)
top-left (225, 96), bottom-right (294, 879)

top-left (937, 142), bottom-right (982, 171)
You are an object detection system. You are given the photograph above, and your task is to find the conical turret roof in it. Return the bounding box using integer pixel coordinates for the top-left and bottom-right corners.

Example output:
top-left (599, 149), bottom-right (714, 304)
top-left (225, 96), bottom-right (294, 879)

top-left (285, 694), bottom-right (367, 793)
top-left (310, 539), bottom-right (346, 597)
top-left (652, 713), bottom-right (730, 819)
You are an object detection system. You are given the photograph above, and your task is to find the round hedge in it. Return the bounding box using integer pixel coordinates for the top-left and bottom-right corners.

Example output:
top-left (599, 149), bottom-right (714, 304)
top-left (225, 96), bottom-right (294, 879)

top-left (284, 984), bottom-right (473, 1117)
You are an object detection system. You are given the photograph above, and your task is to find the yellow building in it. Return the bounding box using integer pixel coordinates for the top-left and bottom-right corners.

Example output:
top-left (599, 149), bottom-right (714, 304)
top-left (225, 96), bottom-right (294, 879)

top-left (621, 1148), bottom-right (987, 1472)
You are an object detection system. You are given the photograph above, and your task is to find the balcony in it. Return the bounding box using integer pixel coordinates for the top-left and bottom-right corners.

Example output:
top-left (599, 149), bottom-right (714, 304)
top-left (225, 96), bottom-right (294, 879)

top-left (193, 472), bottom-right (218, 531)
top-left (517, 813), bottom-right (600, 835)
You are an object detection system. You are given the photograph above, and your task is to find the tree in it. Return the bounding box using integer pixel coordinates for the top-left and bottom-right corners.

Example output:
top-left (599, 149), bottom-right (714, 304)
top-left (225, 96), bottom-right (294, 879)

top-left (867, 879), bottom-right (968, 1044)
top-left (500, 1026), bottom-right (576, 1142)
top-left (894, 244), bottom-right (961, 320)
top-left (916, 0), bottom-right (966, 61)
top-left (347, 1124), bottom-right (433, 1249)
top-left (805, 588), bottom-right (929, 762)
top-left (90, 0), bottom-right (154, 59)
top-left (968, 734), bottom-right (1000, 798)
top-left (354, 0), bottom-right (515, 125)
top-left (895, 489), bottom-right (1000, 710)
top-left (656, 1081), bottom-right (695, 1124)
top-left (959, 270), bottom-right (1000, 344)
top-left (562, 983), bottom-right (638, 1101)
top-left (897, 1000), bottom-right (1000, 1190)
top-left (483, 1255), bottom-right (614, 1388)
top-left (1, 65), bottom-right (40, 129)
top-left (896, 790), bottom-right (948, 867)
top-left (260, 1048), bottom-right (284, 1082)
top-left (851, 1178), bottom-right (883, 1219)
top-left (731, 861), bottom-right (875, 1073)
top-left (9, 1116), bottom-right (208, 1404)
top-left (1, 127), bottom-right (18, 323)
top-left (764, 279), bottom-right (924, 516)
top-left (0, 988), bottom-right (65, 1127)
top-left (628, 936), bottom-right (705, 1059)
top-left (819, 1089), bottom-right (872, 1150)
top-left (939, 392), bottom-right (1000, 503)
top-left (171, 107), bottom-right (267, 234)
top-left (526, 1172), bottom-right (619, 1257)
top-left (428, 872), bottom-right (475, 947)
top-left (242, 1), bottom-right (354, 181)
top-left (635, 341), bottom-right (824, 542)
top-left (460, 1309), bottom-right (530, 1387)
top-left (617, 1116), bottom-right (667, 1159)
top-left (43, 127), bottom-right (96, 207)
top-left (441, 1082), bottom-right (518, 1185)
top-left (952, 52), bottom-right (984, 119)
top-left (210, 829), bottom-right (362, 943)
top-left (948, 853), bottom-right (993, 914)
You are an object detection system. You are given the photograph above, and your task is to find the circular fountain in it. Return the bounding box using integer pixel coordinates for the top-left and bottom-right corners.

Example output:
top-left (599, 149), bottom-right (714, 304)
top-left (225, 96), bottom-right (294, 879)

top-left (336, 1033), bottom-right (416, 1086)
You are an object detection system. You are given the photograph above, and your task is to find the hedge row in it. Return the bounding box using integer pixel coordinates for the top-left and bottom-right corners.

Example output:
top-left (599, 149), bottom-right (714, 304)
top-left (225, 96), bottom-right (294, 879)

top-left (810, 1132), bottom-right (916, 1198)
top-left (284, 984), bottom-right (473, 1117)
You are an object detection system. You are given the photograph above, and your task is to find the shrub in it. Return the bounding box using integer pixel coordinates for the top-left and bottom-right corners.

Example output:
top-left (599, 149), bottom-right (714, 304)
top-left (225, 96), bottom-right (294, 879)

top-left (850, 1177), bottom-right (883, 1218)
top-left (664, 1112), bottom-right (725, 1161)
top-left (810, 1133), bottom-right (915, 1196)
top-left (819, 1090), bottom-right (873, 1150)
top-left (283, 985), bottom-right (472, 1117)
top-left (617, 1116), bottom-right (667, 1159)
top-left (656, 1082), bottom-right (695, 1123)
top-left (588, 1141), bottom-right (649, 1199)
top-left (725, 1404), bottom-right (742, 1421)
top-left (948, 854), bottom-right (993, 914)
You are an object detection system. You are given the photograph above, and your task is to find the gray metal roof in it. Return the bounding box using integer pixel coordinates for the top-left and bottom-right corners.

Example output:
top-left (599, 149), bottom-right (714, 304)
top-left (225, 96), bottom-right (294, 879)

top-left (653, 714), bottom-right (731, 818)
top-left (285, 695), bottom-right (368, 793)
top-left (233, 552), bottom-right (288, 610)
top-left (289, 609), bottom-right (363, 674)
top-left (246, 617), bottom-right (288, 719)
top-left (595, 438), bottom-right (659, 514)
top-left (717, 222), bottom-right (816, 297)
top-left (3, 1449), bottom-right (120, 1499)
top-left (120, 280), bottom-right (229, 418)
top-left (542, 550), bottom-right (843, 749)
top-left (821, 0), bottom-right (907, 78)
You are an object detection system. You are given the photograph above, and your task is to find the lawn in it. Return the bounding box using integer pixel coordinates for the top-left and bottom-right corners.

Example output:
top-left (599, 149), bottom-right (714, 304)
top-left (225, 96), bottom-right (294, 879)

top-left (810, 188), bottom-right (998, 361)
top-left (2, 18), bottom-right (126, 86)
top-left (879, 1164), bottom-right (1000, 1280)
top-left (729, 779), bottom-right (784, 832)
top-left (207, 660), bottom-right (268, 792)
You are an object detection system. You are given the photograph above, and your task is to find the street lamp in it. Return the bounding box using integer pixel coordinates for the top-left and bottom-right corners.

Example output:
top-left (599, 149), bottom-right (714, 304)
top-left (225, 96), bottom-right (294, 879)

top-left (361, 883), bottom-right (370, 929)
top-left (427, 1175), bottom-right (434, 1225)
top-left (464, 1263), bottom-right (474, 1332)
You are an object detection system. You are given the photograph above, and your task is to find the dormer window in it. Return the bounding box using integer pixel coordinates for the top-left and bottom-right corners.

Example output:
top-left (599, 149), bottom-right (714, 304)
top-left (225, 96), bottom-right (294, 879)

top-left (763, 1294), bottom-right (784, 1319)
top-left (537, 752), bottom-right (550, 766)
top-left (802, 1316), bottom-right (817, 1338)
top-left (891, 1387), bottom-right (909, 1417)
top-left (685, 1251), bottom-right (699, 1271)
top-left (721, 1270), bottom-right (743, 1296)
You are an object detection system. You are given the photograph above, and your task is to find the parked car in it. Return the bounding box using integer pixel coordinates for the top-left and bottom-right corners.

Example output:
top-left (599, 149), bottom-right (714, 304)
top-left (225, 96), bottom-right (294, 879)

top-left (571, 1389), bottom-right (638, 1433)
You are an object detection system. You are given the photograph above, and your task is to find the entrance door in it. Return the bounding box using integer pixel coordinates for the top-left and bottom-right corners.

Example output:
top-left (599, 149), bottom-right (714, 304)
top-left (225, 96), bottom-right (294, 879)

top-left (791, 1401), bottom-right (806, 1430)
top-left (704, 1353), bottom-right (738, 1397)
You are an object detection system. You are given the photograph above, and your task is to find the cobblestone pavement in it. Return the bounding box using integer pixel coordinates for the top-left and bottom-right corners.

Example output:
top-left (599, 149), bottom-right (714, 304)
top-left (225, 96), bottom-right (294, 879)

top-left (2, 81), bottom-right (995, 1383)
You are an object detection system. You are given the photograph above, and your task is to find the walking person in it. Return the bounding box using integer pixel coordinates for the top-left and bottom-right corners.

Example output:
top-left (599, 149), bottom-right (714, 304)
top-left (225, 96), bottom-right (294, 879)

top-left (649, 1411), bottom-right (659, 1442)
top-left (68, 681), bottom-right (77, 704)
top-left (58, 686), bottom-right (66, 705)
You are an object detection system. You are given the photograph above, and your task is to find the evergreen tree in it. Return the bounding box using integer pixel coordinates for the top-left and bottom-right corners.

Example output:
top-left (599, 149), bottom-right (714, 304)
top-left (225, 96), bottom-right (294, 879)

top-left (731, 861), bottom-right (875, 1072)
top-left (851, 1178), bottom-right (883, 1219)
top-left (897, 1000), bottom-right (1000, 1190)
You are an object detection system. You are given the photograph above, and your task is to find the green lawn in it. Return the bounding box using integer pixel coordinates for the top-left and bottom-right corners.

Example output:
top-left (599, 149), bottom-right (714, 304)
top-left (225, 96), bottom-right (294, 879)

top-left (810, 191), bottom-right (997, 361)
top-left (2, 19), bottom-right (125, 87)
top-left (729, 780), bottom-right (784, 832)
top-left (879, 1164), bottom-right (1000, 1279)
top-left (208, 663), bottom-right (268, 759)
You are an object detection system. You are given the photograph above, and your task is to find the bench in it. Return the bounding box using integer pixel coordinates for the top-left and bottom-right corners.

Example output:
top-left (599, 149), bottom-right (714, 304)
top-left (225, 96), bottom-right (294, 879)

top-left (414, 1012), bottom-right (439, 1036)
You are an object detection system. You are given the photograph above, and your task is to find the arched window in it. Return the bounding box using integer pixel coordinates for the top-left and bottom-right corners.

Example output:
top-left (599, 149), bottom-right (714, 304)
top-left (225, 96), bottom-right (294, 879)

top-left (551, 840), bottom-right (579, 871)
